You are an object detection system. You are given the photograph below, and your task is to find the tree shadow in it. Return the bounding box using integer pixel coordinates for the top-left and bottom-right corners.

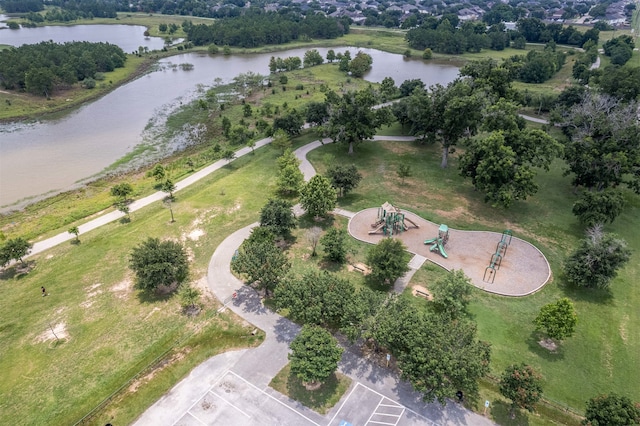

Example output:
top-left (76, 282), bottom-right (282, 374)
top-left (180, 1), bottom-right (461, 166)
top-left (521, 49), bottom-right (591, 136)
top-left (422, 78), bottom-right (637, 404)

top-left (364, 275), bottom-right (392, 292)
top-left (491, 400), bottom-right (531, 426)
top-left (297, 214), bottom-right (335, 230)
top-left (70, 239), bottom-right (81, 246)
top-left (135, 288), bottom-right (176, 304)
top-left (526, 330), bottom-right (566, 362)
top-left (558, 275), bottom-right (614, 305)
top-left (317, 259), bottom-right (344, 273)
top-left (0, 262), bottom-right (34, 280)
top-left (119, 216), bottom-right (131, 224)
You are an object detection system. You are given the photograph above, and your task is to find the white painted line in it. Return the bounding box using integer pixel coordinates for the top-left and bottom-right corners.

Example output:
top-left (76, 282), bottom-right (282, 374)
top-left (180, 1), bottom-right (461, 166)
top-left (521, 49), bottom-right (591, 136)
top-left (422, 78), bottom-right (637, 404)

top-left (327, 381), bottom-right (361, 426)
top-left (373, 412), bottom-right (402, 417)
top-left (367, 421), bottom-right (397, 426)
top-left (209, 390), bottom-right (252, 418)
top-left (365, 396), bottom-right (385, 425)
top-left (171, 369), bottom-right (231, 426)
top-left (228, 370), bottom-right (320, 426)
top-left (379, 403), bottom-right (403, 408)
top-left (355, 382), bottom-right (440, 426)
top-left (186, 411), bottom-right (208, 426)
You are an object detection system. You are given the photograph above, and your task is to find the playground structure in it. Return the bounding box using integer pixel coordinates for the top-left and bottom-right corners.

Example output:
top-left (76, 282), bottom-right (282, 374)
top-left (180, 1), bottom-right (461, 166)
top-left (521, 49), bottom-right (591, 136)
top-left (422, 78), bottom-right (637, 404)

top-left (483, 230), bottom-right (513, 284)
top-left (424, 224), bottom-right (449, 258)
top-left (369, 202), bottom-right (419, 236)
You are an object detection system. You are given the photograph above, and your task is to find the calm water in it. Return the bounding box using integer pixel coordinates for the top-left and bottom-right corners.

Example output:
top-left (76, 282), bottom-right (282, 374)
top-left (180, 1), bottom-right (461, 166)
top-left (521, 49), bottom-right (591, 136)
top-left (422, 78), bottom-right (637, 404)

top-left (0, 24), bottom-right (168, 52)
top-left (0, 43), bottom-right (459, 209)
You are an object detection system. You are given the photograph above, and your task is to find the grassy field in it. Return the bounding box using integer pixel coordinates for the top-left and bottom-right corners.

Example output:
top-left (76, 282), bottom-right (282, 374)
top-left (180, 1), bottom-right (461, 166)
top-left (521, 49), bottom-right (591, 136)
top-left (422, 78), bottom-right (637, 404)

top-left (269, 364), bottom-right (352, 415)
top-left (307, 139), bottom-right (640, 421)
top-left (0, 143), bottom-right (303, 424)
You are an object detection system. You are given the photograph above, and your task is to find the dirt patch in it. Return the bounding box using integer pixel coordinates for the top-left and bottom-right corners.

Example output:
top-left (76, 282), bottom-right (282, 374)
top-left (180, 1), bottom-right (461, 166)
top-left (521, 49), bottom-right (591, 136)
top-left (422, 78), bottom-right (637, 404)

top-left (411, 285), bottom-right (433, 301)
top-left (111, 278), bottom-right (133, 299)
top-left (538, 338), bottom-right (558, 352)
top-left (35, 322), bottom-right (69, 344)
top-left (620, 315), bottom-right (628, 343)
top-left (187, 229), bottom-right (205, 241)
top-left (347, 263), bottom-right (371, 275)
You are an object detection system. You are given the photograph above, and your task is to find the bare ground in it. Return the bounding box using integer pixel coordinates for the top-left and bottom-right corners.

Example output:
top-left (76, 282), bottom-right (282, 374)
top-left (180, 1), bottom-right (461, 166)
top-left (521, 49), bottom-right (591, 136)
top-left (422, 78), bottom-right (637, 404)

top-left (348, 208), bottom-right (551, 297)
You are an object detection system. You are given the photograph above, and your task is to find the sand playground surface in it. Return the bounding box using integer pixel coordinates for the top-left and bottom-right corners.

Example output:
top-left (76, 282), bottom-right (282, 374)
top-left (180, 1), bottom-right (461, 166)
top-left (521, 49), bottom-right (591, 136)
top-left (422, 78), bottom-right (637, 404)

top-left (348, 208), bottom-right (551, 297)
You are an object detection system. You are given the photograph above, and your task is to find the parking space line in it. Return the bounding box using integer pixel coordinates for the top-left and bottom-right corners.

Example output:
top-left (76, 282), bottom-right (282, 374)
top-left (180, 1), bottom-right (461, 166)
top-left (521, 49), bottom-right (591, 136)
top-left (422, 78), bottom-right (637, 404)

top-left (327, 382), bottom-right (361, 426)
top-left (172, 370), bottom-right (231, 426)
top-left (355, 382), bottom-right (439, 426)
top-left (367, 420), bottom-right (398, 425)
top-left (185, 411), bottom-right (208, 426)
top-left (209, 390), bottom-right (252, 418)
top-left (365, 396), bottom-right (385, 425)
top-left (228, 370), bottom-right (321, 426)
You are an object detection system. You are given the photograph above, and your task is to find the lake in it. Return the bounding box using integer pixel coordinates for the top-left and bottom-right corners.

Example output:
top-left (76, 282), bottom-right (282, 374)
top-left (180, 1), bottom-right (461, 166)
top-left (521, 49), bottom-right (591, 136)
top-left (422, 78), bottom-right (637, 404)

top-left (0, 29), bottom-right (459, 210)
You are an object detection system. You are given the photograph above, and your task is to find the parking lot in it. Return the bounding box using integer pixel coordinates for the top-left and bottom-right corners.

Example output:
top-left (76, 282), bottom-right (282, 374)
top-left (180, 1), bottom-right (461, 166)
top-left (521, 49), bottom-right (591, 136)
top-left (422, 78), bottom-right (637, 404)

top-left (172, 370), bottom-right (439, 426)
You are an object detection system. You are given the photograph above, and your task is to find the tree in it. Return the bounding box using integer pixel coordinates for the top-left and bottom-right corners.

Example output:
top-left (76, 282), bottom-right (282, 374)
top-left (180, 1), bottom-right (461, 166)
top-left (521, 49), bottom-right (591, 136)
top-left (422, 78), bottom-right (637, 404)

top-left (110, 182), bottom-right (133, 204)
top-left (300, 175), bottom-right (337, 219)
top-left (557, 93), bottom-right (640, 193)
top-left (259, 199), bottom-right (296, 237)
top-left (460, 100), bottom-right (561, 207)
top-left (150, 164), bottom-right (166, 182)
top-left (272, 109), bottom-right (304, 136)
top-left (326, 49), bottom-right (336, 63)
top-left (572, 190), bottom-right (626, 228)
top-left (277, 163), bottom-right (304, 196)
top-left (366, 238), bottom-right (410, 286)
top-left (129, 238), bottom-right (189, 292)
top-left (289, 325), bottom-right (344, 387)
top-left (0, 237), bottom-right (32, 267)
top-left (305, 101), bottom-right (329, 127)
top-left (24, 67), bottom-right (55, 97)
top-left (274, 270), bottom-right (355, 327)
top-left (564, 226), bottom-right (631, 290)
top-left (303, 49), bottom-right (323, 67)
top-left (534, 298), bottom-right (577, 342)
top-left (402, 79), bottom-right (483, 168)
top-left (348, 51), bottom-right (373, 78)
top-left (430, 269), bottom-right (473, 319)
top-left (222, 149), bottom-right (236, 163)
top-left (306, 226), bottom-right (322, 257)
top-left (397, 163), bottom-right (412, 183)
top-left (68, 226), bottom-right (80, 243)
top-left (161, 179), bottom-right (177, 200)
top-left (117, 202), bottom-right (131, 222)
top-left (398, 314), bottom-right (491, 404)
top-left (320, 228), bottom-right (348, 263)
top-left (326, 164), bottom-right (362, 197)
top-left (179, 284), bottom-right (201, 311)
top-left (231, 231), bottom-right (290, 296)
top-left (323, 88), bottom-right (393, 154)
top-left (583, 394), bottom-right (640, 426)
top-left (499, 364), bottom-right (543, 413)
top-left (271, 129), bottom-right (291, 152)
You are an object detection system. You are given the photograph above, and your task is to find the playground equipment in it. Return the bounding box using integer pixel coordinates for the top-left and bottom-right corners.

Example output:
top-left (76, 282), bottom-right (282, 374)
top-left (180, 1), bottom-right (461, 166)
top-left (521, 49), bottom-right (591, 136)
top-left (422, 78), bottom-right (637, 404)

top-left (483, 230), bottom-right (513, 284)
top-left (424, 224), bottom-right (449, 258)
top-left (369, 202), bottom-right (419, 236)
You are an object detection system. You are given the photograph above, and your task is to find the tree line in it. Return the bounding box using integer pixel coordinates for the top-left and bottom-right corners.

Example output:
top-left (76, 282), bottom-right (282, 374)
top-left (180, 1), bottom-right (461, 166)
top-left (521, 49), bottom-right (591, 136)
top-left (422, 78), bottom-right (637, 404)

top-left (0, 41), bottom-right (126, 96)
top-left (185, 11), bottom-right (349, 48)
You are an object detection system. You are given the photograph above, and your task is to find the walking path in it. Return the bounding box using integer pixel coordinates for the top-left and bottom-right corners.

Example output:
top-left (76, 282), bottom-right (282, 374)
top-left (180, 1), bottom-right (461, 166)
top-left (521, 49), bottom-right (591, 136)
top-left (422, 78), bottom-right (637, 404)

top-left (21, 127), bottom-right (535, 425)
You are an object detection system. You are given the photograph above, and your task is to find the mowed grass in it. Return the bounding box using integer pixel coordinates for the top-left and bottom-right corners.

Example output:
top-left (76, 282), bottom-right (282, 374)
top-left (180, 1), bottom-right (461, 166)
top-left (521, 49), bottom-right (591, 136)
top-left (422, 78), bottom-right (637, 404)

top-left (307, 139), bottom-right (640, 416)
top-left (269, 363), bottom-right (352, 415)
top-left (0, 143), bottom-right (293, 425)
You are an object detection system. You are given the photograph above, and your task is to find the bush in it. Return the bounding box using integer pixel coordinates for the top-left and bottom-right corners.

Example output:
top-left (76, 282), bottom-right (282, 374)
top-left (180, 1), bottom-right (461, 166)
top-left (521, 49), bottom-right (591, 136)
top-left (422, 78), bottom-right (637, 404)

top-left (366, 238), bottom-right (409, 286)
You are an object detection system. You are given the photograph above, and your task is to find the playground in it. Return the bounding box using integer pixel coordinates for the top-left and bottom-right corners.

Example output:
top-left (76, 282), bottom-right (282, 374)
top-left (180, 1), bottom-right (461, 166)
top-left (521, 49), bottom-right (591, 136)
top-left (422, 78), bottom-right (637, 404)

top-left (348, 207), bottom-right (551, 297)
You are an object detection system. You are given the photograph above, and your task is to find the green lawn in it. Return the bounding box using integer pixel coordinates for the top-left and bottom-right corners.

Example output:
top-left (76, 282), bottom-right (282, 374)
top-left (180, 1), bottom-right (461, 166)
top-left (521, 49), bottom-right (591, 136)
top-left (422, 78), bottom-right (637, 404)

top-left (0, 143), bottom-right (297, 425)
top-left (307, 139), bottom-right (640, 419)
